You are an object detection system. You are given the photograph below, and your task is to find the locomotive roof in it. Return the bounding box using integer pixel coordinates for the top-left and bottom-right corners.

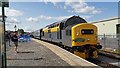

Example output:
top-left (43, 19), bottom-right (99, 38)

top-left (44, 16), bottom-right (86, 28)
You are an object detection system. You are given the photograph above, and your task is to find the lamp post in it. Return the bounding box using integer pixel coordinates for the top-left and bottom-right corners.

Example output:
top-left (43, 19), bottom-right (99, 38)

top-left (1, 1), bottom-right (9, 68)
top-left (14, 25), bottom-right (17, 31)
top-left (103, 24), bottom-right (106, 49)
top-left (1, 2), bottom-right (8, 68)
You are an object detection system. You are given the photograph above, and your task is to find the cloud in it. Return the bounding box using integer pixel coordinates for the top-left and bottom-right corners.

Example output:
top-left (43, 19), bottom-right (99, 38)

top-left (26, 15), bottom-right (92, 23)
top-left (43, 0), bottom-right (101, 14)
top-left (26, 15), bottom-right (52, 23)
top-left (54, 15), bottom-right (73, 21)
top-left (5, 23), bottom-right (13, 26)
top-left (26, 17), bottom-right (39, 23)
top-left (65, 1), bottom-right (101, 14)
top-left (0, 8), bottom-right (23, 17)
top-left (26, 15), bottom-right (71, 23)
top-left (24, 26), bottom-right (35, 32)
top-left (4, 0), bottom-right (119, 2)
top-left (6, 17), bottom-right (20, 24)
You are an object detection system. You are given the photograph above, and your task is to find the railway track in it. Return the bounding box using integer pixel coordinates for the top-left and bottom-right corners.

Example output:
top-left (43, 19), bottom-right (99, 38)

top-left (36, 38), bottom-right (120, 68)
top-left (87, 58), bottom-right (120, 68)
top-left (97, 51), bottom-right (120, 68)
top-left (99, 50), bottom-right (120, 60)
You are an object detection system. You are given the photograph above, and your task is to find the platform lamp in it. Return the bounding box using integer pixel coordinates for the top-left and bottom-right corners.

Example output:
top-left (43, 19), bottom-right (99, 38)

top-left (103, 23), bottom-right (106, 49)
top-left (14, 25), bottom-right (17, 31)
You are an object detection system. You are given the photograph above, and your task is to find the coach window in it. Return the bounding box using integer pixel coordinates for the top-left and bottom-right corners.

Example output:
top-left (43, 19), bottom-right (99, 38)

top-left (48, 30), bottom-right (51, 33)
top-left (57, 32), bottom-right (59, 39)
top-left (69, 30), bottom-right (71, 36)
top-left (66, 30), bottom-right (71, 36)
top-left (57, 24), bottom-right (59, 27)
top-left (49, 34), bottom-right (51, 38)
top-left (66, 30), bottom-right (68, 36)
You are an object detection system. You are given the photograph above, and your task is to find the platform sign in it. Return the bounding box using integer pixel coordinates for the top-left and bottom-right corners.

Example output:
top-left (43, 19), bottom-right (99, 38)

top-left (0, 0), bottom-right (9, 7)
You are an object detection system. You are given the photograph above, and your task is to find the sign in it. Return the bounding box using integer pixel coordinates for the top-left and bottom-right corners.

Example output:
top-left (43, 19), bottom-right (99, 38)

top-left (0, 0), bottom-right (9, 7)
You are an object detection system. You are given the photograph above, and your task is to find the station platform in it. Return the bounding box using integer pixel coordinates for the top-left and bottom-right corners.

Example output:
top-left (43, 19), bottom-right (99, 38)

top-left (6, 38), bottom-right (101, 68)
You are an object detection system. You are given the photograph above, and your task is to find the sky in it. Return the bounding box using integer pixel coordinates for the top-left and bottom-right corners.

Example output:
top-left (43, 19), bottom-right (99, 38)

top-left (0, 0), bottom-right (119, 32)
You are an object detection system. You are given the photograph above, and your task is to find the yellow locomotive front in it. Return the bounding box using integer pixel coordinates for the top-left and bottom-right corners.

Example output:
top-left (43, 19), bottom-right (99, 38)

top-left (72, 23), bottom-right (102, 59)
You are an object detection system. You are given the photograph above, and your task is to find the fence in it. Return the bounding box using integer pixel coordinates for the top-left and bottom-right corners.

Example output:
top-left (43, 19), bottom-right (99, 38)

top-left (98, 34), bottom-right (120, 53)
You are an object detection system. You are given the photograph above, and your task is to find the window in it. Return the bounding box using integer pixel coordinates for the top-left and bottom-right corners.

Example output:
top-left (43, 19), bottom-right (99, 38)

top-left (49, 34), bottom-right (51, 38)
top-left (66, 30), bottom-right (68, 36)
top-left (81, 29), bottom-right (94, 34)
top-left (66, 30), bottom-right (71, 36)
top-left (48, 30), bottom-right (51, 33)
top-left (69, 30), bottom-right (71, 36)
top-left (57, 32), bottom-right (59, 39)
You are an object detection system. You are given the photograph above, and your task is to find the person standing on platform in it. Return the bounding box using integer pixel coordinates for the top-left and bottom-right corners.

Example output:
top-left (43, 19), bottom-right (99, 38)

top-left (12, 31), bottom-right (18, 52)
top-left (5, 32), bottom-right (9, 48)
top-left (8, 32), bottom-right (11, 46)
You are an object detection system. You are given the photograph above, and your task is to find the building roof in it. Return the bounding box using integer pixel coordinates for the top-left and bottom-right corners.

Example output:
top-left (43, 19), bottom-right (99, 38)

top-left (91, 17), bottom-right (120, 24)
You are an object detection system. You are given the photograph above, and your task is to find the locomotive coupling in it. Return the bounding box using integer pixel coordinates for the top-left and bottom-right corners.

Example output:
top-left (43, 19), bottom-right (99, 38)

top-left (96, 45), bottom-right (102, 49)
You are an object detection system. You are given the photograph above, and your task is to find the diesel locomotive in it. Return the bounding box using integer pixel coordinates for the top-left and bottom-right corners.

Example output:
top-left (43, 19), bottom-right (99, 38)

top-left (32, 16), bottom-right (102, 59)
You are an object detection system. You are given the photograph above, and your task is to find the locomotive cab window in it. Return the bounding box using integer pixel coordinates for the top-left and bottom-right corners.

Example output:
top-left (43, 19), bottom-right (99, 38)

top-left (66, 30), bottom-right (71, 36)
top-left (81, 29), bottom-right (94, 34)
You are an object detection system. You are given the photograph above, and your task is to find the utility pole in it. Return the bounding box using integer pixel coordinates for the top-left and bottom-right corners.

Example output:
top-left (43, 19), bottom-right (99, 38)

top-left (2, 2), bottom-right (7, 68)
top-left (1, 1), bottom-right (9, 68)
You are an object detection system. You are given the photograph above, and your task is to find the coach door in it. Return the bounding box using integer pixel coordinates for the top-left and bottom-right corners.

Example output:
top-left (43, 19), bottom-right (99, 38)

top-left (57, 23), bottom-right (63, 39)
top-left (40, 29), bottom-right (42, 39)
top-left (117, 24), bottom-right (120, 36)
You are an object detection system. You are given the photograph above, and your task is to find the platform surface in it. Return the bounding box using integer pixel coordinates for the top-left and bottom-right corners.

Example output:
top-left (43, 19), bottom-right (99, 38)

top-left (6, 38), bottom-right (101, 68)
top-left (7, 40), bottom-right (69, 66)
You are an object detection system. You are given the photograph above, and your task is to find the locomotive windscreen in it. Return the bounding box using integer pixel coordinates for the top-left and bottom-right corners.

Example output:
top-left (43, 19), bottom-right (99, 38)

top-left (81, 29), bottom-right (94, 34)
top-left (65, 17), bottom-right (87, 26)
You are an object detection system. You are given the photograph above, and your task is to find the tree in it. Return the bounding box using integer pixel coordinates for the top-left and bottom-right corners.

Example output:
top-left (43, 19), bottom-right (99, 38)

top-left (18, 29), bottom-right (24, 34)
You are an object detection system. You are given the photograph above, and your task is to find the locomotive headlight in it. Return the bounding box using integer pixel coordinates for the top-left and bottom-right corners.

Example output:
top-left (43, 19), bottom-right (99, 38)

top-left (95, 36), bottom-right (97, 40)
top-left (82, 31), bottom-right (84, 33)
top-left (77, 32), bottom-right (79, 36)
top-left (87, 38), bottom-right (90, 41)
top-left (95, 38), bottom-right (97, 40)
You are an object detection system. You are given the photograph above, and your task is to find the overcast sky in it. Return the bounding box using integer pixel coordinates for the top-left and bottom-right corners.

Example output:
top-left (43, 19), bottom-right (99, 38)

top-left (0, 0), bottom-right (119, 32)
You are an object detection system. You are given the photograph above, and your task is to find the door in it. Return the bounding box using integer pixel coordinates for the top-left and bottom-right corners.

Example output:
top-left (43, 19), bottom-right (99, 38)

top-left (117, 24), bottom-right (120, 34)
top-left (116, 24), bottom-right (120, 50)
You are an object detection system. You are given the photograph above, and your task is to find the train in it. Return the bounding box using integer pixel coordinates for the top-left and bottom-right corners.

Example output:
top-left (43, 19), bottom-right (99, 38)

top-left (32, 16), bottom-right (102, 59)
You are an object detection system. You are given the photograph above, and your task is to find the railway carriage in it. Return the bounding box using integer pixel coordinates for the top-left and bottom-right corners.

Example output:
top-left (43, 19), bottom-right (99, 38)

top-left (33, 16), bottom-right (102, 59)
top-left (32, 30), bottom-right (40, 39)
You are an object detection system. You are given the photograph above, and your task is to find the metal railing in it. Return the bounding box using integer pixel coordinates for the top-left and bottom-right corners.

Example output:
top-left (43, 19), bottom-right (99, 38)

top-left (98, 34), bottom-right (120, 53)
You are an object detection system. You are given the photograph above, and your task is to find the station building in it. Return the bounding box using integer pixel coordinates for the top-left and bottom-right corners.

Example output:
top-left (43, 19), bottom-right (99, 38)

top-left (92, 17), bottom-right (120, 36)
